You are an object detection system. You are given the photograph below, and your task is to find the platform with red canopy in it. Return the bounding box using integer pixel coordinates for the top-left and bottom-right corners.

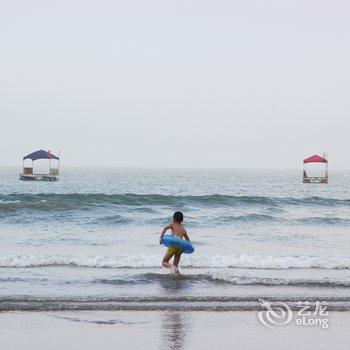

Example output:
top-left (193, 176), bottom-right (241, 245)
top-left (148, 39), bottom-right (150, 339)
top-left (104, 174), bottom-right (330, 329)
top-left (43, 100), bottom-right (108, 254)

top-left (302, 154), bottom-right (328, 184)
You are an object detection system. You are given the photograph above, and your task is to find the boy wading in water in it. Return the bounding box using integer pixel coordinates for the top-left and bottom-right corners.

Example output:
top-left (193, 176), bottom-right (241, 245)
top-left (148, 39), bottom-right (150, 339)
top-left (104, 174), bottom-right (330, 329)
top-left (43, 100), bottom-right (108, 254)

top-left (159, 211), bottom-right (190, 271)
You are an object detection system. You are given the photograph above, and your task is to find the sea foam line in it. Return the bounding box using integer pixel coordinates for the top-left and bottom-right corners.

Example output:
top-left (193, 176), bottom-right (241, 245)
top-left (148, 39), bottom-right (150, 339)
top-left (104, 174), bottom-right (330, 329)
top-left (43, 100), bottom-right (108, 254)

top-left (1, 254), bottom-right (350, 269)
top-left (1, 297), bottom-right (350, 311)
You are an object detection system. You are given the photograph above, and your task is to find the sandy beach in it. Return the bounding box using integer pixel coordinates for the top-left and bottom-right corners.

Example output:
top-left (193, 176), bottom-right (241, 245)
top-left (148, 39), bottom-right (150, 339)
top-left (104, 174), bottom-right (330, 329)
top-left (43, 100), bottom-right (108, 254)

top-left (1, 310), bottom-right (350, 350)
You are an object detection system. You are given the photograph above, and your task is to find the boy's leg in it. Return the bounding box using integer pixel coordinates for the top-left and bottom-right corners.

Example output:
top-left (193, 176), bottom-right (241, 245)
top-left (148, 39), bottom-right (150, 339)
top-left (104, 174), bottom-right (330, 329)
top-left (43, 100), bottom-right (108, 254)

top-left (162, 251), bottom-right (175, 269)
top-left (173, 254), bottom-right (181, 268)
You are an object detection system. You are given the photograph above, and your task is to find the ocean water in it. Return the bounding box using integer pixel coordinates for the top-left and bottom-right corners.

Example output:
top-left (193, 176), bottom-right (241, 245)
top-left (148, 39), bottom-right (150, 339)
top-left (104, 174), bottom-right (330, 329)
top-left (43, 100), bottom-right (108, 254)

top-left (1, 167), bottom-right (350, 311)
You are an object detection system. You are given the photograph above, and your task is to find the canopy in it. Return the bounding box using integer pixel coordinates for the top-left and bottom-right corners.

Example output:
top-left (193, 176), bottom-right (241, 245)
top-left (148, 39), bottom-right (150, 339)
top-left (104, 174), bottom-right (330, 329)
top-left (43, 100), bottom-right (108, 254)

top-left (23, 150), bottom-right (59, 161)
top-left (303, 154), bottom-right (327, 164)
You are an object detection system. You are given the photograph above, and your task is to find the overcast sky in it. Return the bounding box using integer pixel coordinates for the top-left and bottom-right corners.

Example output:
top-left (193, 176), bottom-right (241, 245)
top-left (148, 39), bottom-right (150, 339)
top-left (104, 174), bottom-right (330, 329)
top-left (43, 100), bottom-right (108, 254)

top-left (1, 1), bottom-right (349, 169)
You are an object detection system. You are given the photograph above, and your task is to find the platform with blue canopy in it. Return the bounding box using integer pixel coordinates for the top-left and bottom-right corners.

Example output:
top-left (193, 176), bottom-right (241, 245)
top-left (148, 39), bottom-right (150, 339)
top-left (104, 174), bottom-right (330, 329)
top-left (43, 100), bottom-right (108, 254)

top-left (20, 149), bottom-right (60, 181)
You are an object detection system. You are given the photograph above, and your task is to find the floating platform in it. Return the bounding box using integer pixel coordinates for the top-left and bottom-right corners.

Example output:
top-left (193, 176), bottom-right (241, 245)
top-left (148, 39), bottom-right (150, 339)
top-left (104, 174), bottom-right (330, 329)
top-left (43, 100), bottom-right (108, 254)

top-left (19, 150), bottom-right (60, 182)
top-left (302, 176), bottom-right (328, 184)
top-left (19, 173), bottom-right (59, 181)
top-left (302, 154), bottom-right (328, 184)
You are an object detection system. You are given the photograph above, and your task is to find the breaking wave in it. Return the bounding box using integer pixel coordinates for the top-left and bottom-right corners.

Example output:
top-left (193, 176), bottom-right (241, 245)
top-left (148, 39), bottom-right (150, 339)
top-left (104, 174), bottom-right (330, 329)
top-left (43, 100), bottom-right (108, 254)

top-left (0, 193), bottom-right (349, 212)
top-left (1, 193), bottom-right (349, 226)
top-left (1, 254), bottom-right (350, 270)
top-left (95, 272), bottom-right (350, 288)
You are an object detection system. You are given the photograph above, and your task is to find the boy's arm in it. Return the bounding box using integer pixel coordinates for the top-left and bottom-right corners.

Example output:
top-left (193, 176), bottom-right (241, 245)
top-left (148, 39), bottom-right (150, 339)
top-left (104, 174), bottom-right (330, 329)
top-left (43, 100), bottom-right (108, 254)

top-left (159, 224), bottom-right (172, 244)
top-left (183, 229), bottom-right (190, 242)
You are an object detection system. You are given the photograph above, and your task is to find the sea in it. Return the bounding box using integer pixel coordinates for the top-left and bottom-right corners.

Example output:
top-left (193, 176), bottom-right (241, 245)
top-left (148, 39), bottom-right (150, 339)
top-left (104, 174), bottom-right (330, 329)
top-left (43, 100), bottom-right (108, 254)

top-left (0, 168), bottom-right (350, 311)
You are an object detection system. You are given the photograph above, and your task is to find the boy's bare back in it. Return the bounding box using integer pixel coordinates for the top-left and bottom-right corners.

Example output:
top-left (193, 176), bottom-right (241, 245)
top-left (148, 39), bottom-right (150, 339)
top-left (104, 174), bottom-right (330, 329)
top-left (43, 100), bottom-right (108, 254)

top-left (169, 221), bottom-right (187, 239)
top-left (159, 211), bottom-right (190, 245)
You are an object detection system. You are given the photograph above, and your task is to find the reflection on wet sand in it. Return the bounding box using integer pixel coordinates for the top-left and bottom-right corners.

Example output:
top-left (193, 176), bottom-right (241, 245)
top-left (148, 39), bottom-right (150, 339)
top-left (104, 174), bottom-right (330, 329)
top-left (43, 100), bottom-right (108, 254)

top-left (160, 311), bottom-right (190, 350)
top-left (157, 272), bottom-right (193, 293)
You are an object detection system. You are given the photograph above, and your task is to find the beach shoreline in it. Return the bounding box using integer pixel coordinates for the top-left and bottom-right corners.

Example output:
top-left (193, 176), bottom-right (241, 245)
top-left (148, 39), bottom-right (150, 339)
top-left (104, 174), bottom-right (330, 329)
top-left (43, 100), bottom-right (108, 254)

top-left (1, 297), bottom-right (350, 312)
top-left (1, 310), bottom-right (349, 350)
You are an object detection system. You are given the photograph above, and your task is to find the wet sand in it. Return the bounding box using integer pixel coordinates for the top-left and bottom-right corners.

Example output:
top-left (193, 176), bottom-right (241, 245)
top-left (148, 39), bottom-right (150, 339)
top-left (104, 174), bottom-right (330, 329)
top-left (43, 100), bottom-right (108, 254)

top-left (1, 311), bottom-right (350, 350)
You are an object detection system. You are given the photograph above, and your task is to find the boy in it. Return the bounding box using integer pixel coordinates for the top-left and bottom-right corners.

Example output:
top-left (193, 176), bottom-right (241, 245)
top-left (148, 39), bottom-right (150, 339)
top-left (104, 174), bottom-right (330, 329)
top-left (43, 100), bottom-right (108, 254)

top-left (159, 211), bottom-right (190, 271)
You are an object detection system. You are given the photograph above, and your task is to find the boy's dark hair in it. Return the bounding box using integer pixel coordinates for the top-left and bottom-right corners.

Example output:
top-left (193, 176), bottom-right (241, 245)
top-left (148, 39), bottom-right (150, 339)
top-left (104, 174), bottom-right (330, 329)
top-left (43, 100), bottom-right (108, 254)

top-left (173, 211), bottom-right (184, 223)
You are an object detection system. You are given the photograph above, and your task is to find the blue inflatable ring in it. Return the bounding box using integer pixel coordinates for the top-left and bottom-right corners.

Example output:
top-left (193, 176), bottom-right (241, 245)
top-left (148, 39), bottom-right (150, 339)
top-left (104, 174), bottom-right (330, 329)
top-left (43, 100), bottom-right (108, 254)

top-left (162, 235), bottom-right (195, 254)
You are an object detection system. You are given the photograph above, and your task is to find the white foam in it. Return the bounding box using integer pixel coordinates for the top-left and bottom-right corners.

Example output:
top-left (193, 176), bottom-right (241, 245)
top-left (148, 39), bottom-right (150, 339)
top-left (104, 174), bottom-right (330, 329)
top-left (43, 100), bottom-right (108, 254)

top-left (1, 254), bottom-right (350, 269)
top-left (205, 271), bottom-right (350, 287)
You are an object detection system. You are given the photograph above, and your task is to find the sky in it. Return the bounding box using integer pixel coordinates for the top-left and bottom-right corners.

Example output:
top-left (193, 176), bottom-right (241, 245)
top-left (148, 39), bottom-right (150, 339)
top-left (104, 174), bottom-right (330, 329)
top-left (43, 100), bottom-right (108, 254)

top-left (1, 0), bottom-right (349, 169)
